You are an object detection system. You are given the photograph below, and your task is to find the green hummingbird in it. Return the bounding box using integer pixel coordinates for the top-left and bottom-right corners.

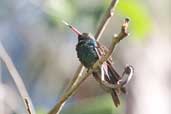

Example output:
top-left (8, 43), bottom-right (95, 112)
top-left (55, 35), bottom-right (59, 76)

top-left (63, 21), bottom-right (129, 107)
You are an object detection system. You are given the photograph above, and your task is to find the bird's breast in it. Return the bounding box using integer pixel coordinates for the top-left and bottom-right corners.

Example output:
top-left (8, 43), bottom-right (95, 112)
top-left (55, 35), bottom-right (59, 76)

top-left (76, 39), bottom-right (99, 68)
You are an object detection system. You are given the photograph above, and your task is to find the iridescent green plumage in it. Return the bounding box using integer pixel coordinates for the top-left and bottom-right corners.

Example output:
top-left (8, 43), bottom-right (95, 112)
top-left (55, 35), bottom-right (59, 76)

top-left (76, 33), bottom-right (98, 68)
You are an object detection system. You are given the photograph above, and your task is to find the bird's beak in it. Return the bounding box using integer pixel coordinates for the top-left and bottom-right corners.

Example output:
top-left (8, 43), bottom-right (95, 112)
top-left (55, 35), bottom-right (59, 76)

top-left (62, 20), bottom-right (81, 36)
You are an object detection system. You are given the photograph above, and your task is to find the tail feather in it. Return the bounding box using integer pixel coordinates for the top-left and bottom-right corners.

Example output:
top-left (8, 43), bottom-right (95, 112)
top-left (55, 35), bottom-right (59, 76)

top-left (94, 43), bottom-right (126, 107)
top-left (92, 61), bottom-right (127, 107)
top-left (93, 71), bottom-right (121, 107)
top-left (111, 89), bottom-right (120, 107)
top-left (107, 62), bottom-right (127, 94)
top-left (107, 65), bottom-right (121, 107)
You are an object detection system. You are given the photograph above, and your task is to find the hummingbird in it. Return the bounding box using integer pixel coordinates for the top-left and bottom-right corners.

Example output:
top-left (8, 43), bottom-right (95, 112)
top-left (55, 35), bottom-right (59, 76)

top-left (63, 21), bottom-right (127, 107)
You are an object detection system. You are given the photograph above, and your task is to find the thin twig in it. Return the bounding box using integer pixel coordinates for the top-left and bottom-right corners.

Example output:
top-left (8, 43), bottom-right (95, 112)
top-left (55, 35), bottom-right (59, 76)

top-left (48, 17), bottom-right (129, 114)
top-left (95, 0), bottom-right (119, 41)
top-left (24, 98), bottom-right (32, 114)
top-left (65, 64), bottom-right (84, 92)
top-left (99, 18), bottom-right (129, 63)
top-left (0, 42), bottom-right (36, 114)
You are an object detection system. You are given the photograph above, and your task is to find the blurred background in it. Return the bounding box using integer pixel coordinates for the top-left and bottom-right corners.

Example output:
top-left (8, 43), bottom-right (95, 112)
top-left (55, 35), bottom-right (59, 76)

top-left (0, 0), bottom-right (170, 114)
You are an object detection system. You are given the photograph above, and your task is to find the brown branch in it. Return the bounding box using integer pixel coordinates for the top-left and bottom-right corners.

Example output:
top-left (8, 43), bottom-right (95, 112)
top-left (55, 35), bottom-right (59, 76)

top-left (99, 18), bottom-right (129, 63)
top-left (50, 65), bottom-right (85, 114)
top-left (24, 98), bottom-right (32, 114)
top-left (95, 0), bottom-right (119, 41)
top-left (65, 64), bottom-right (84, 92)
top-left (0, 42), bottom-right (36, 114)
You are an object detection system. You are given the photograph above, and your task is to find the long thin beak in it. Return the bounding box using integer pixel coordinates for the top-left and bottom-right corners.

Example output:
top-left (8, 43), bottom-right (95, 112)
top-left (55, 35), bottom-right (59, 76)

top-left (62, 20), bottom-right (81, 36)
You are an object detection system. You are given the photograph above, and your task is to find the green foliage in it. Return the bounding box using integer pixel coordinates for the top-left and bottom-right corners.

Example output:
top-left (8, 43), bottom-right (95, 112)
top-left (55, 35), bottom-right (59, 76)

top-left (117, 0), bottom-right (152, 39)
top-left (62, 94), bottom-right (124, 114)
top-left (46, 0), bottom-right (152, 39)
top-left (36, 108), bottom-right (46, 114)
top-left (46, 0), bottom-right (76, 25)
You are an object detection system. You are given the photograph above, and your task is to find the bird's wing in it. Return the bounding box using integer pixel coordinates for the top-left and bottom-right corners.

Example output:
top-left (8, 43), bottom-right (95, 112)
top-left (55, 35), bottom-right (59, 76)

top-left (96, 42), bottom-right (127, 92)
top-left (94, 42), bottom-right (121, 107)
top-left (96, 42), bottom-right (121, 82)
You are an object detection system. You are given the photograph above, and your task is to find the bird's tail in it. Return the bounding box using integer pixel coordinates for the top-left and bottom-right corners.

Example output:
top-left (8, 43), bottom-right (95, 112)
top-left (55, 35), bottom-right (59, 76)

top-left (92, 71), bottom-right (120, 107)
top-left (107, 62), bottom-right (128, 106)
top-left (107, 62), bottom-right (127, 94)
top-left (111, 89), bottom-right (120, 107)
